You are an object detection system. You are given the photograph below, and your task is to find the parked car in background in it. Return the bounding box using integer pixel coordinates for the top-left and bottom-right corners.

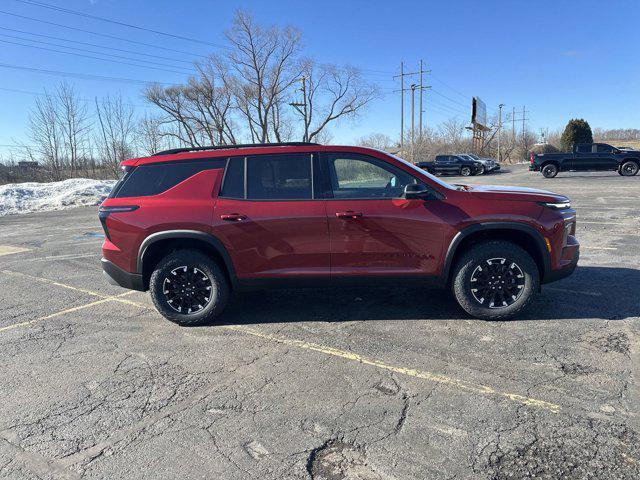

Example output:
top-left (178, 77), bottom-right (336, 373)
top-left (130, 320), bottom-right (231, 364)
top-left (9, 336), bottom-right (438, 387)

top-left (417, 154), bottom-right (482, 176)
top-left (464, 154), bottom-right (501, 174)
top-left (530, 143), bottom-right (640, 178)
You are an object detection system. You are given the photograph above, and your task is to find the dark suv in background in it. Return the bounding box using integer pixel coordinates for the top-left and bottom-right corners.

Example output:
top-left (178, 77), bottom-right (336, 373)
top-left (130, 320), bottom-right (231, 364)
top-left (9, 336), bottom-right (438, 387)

top-left (417, 154), bottom-right (482, 176)
top-left (100, 143), bottom-right (579, 326)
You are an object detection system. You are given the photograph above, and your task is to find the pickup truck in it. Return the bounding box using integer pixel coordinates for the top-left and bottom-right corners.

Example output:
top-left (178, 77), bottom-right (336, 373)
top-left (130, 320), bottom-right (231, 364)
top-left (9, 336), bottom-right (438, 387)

top-left (530, 143), bottom-right (640, 178)
top-left (417, 154), bottom-right (482, 176)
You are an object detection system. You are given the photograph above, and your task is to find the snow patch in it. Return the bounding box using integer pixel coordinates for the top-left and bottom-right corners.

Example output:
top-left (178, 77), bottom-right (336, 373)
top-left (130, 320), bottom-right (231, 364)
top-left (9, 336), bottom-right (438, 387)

top-left (0, 178), bottom-right (116, 216)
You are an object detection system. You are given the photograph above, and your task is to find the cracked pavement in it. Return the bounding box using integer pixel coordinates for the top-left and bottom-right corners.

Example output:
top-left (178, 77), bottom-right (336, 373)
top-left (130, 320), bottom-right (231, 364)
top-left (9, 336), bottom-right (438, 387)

top-left (0, 165), bottom-right (638, 479)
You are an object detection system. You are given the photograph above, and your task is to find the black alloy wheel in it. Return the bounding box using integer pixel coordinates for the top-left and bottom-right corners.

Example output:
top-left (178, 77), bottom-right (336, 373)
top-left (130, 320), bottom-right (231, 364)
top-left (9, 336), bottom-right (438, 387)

top-left (162, 265), bottom-right (213, 315)
top-left (469, 258), bottom-right (525, 309)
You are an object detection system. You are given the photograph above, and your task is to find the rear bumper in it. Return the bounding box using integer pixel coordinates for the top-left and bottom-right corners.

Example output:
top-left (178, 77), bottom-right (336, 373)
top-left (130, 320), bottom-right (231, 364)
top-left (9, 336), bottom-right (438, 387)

top-left (101, 258), bottom-right (145, 291)
top-left (529, 164), bottom-right (539, 171)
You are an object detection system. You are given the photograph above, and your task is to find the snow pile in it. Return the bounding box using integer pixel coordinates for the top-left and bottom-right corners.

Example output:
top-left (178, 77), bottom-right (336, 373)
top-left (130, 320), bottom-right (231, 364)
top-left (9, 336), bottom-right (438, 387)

top-left (0, 178), bottom-right (116, 216)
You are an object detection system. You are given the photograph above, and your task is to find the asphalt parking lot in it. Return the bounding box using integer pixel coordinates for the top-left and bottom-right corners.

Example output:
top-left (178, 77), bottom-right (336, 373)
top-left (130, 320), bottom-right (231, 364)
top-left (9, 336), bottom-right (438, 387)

top-left (0, 164), bottom-right (638, 479)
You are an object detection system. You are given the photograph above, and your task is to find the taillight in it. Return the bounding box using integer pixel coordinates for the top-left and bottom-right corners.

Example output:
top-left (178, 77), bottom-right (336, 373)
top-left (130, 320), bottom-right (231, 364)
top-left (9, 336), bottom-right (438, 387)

top-left (98, 205), bottom-right (139, 240)
top-left (530, 152), bottom-right (535, 164)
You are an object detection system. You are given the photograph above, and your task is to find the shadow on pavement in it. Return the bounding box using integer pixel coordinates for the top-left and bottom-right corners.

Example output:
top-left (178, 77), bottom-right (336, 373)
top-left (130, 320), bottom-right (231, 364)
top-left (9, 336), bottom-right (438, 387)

top-left (215, 266), bottom-right (638, 326)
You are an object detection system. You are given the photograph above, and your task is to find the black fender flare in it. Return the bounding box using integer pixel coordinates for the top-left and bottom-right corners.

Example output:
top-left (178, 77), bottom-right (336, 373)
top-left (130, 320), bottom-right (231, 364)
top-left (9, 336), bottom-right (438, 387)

top-left (442, 222), bottom-right (551, 284)
top-left (137, 230), bottom-right (238, 288)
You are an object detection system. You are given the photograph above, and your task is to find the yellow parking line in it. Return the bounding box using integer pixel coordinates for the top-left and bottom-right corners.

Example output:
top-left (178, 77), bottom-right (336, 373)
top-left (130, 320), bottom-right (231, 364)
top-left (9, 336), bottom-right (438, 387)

top-left (0, 246), bottom-right (30, 257)
top-left (1, 270), bottom-right (109, 298)
top-left (0, 292), bottom-right (135, 333)
top-left (224, 325), bottom-right (562, 413)
top-left (0, 272), bottom-right (561, 412)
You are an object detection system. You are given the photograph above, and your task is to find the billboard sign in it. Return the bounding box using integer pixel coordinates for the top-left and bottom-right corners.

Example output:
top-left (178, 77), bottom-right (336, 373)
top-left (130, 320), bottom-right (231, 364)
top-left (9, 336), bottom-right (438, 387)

top-left (472, 97), bottom-right (487, 129)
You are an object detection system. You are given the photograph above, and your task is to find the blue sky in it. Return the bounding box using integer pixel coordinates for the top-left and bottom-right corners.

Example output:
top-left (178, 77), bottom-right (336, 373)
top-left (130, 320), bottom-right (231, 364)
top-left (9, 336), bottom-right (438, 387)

top-left (1, 0), bottom-right (639, 155)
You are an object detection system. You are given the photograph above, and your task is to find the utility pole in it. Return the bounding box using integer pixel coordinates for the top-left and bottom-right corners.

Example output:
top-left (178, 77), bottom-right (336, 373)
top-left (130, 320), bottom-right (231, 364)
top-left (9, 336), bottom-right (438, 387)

top-left (289, 77), bottom-right (308, 141)
top-left (497, 103), bottom-right (504, 162)
top-left (512, 107), bottom-right (516, 141)
top-left (393, 62), bottom-right (405, 150)
top-left (419, 60), bottom-right (423, 139)
top-left (411, 84), bottom-right (416, 161)
top-left (522, 106), bottom-right (527, 148)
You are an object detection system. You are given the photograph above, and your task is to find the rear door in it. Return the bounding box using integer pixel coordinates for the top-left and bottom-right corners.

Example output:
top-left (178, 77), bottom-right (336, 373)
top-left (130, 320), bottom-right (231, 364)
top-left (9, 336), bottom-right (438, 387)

top-left (569, 144), bottom-right (597, 171)
top-left (323, 152), bottom-right (445, 277)
top-left (213, 153), bottom-right (329, 280)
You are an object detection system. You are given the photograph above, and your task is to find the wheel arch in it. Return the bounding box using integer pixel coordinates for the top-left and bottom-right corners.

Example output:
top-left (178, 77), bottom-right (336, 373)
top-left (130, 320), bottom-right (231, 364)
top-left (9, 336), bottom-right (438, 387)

top-left (138, 230), bottom-right (237, 290)
top-left (443, 223), bottom-right (550, 285)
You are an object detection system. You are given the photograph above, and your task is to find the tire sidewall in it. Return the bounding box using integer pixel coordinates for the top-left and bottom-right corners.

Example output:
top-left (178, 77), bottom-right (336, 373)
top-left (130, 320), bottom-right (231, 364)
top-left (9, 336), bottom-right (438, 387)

top-left (542, 164), bottom-right (558, 178)
top-left (461, 166), bottom-right (471, 176)
top-left (149, 250), bottom-right (229, 326)
top-left (452, 242), bottom-right (539, 320)
top-left (621, 161), bottom-right (639, 176)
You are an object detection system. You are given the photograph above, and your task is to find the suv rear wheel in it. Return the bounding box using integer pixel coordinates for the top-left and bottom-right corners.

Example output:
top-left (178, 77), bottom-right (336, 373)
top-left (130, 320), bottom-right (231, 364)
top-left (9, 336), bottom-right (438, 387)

top-left (542, 163), bottom-right (558, 178)
top-left (452, 241), bottom-right (539, 320)
top-left (149, 249), bottom-right (229, 326)
top-left (620, 160), bottom-right (639, 176)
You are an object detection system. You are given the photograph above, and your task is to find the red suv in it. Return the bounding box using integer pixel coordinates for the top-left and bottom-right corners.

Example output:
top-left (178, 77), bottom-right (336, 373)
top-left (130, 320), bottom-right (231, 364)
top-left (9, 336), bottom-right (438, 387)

top-left (100, 143), bottom-right (579, 325)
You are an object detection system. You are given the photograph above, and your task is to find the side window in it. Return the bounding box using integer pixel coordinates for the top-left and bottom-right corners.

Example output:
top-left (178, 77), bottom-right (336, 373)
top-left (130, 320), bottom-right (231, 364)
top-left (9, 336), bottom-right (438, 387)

top-left (595, 144), bottom-right (613, 153)
top-left (328, 154), bottom-right (419, 199)
top-left (115, 161), bottom-right (218, 198)
top-left (576, 144), bottom-right (591, 153)
top-left (220, 157), bottom-right (245, 198)
top-left (246, 154), bottom-right (312, 200)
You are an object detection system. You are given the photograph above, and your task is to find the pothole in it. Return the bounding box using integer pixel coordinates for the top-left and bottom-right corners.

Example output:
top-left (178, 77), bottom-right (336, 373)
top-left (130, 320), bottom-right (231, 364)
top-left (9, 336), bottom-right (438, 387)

top-left (307, 439), bottom-right (382, 480)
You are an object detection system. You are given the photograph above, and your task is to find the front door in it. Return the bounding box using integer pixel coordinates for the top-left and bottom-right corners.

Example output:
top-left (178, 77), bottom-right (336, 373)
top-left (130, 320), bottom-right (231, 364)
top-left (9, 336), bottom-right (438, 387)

top-left (323, 152), bottom-right (445, 277)
top-left (570, 144), bottom-right (597, 171)
top-left (213, 154), bottom-right (330, 280)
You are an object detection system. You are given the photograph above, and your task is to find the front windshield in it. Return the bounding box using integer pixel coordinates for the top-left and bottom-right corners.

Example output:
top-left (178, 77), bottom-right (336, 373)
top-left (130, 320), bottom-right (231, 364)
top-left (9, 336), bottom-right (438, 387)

top-left (386, 152), bottom-right (455, 190)
top-left (467, 154), bottom-right (479, 160)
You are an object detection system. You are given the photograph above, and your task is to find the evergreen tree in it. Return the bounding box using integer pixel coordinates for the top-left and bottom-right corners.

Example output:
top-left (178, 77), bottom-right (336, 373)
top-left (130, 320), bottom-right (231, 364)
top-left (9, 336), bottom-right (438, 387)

top-left (560, 119), bottom-right (593, 151)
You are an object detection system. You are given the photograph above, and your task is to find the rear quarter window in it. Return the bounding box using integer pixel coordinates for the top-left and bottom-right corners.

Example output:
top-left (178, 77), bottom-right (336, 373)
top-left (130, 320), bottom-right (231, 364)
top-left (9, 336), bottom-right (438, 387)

top-left (114, 160), bottom-right (222, 198)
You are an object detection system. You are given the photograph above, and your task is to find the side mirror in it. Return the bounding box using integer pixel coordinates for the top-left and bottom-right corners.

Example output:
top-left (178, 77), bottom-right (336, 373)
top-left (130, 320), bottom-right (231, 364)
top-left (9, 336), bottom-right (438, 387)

top-left (404, 183), bottom-right (440, 200)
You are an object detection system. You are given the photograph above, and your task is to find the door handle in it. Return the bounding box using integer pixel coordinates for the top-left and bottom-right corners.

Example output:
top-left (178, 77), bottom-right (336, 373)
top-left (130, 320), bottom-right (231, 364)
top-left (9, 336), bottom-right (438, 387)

top-left (335, 211), bottom-right (363, 219)
top-left (220, 213), bottom-right (247, 222)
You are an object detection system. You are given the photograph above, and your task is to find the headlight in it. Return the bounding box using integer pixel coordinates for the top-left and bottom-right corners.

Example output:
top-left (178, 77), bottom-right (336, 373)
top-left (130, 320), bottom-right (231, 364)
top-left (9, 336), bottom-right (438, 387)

top-left (540, 201), bottom-right (571, 210)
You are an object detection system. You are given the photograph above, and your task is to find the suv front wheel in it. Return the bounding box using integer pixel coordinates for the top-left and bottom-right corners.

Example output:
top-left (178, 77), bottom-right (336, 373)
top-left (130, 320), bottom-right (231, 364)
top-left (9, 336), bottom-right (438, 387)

top-left (149, 249), bottom-right (229, 326)
top-left (452, 241), bottom-right (539, 320)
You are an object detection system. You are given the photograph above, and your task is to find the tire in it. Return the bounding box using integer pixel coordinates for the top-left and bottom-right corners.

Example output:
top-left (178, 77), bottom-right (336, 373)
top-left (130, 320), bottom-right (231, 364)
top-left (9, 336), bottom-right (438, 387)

top-left (460, 166), bottom-right (472, 176)
top-left (149, 249), bottom-right (229, 326)
top-left (541, 163), bottom-right (558, 178)
top-left (475, 165), bottom-right (485, 175)
top-left (451, 241), bottom-right (539, 320)
top-left (620, 160), bottom-right (639, 176)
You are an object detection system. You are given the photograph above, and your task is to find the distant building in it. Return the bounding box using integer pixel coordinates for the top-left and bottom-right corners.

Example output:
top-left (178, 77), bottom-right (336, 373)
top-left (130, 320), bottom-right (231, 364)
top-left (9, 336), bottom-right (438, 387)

top-left (18, 161), bottom-right (40, 170)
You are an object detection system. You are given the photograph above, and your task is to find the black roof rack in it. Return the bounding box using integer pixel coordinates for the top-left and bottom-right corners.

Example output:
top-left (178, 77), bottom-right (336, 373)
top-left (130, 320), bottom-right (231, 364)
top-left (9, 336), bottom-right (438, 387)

top-left (153, 142), bottom-right (320, 156)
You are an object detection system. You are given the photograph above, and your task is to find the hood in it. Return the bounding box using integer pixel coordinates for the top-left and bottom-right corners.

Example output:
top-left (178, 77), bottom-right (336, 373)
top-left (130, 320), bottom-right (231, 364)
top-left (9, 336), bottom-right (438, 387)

top-left (464, 184), bottom-right (569, 203)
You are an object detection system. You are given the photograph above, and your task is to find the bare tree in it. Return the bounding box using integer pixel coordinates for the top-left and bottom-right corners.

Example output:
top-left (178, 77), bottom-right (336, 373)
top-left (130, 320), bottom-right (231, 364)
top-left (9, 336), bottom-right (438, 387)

top-left (95, 94), bottom-right (137, 177)
top-left (297, 61), bottom-right (378, 142)
top-left (56, 83), bottom-right (91, 177)
top-left (357, 133), bottom-right (394, 150)
top-left (26, 91), bottom-right (64, 180)
top-left (226, 10), bottom-right (302, 143)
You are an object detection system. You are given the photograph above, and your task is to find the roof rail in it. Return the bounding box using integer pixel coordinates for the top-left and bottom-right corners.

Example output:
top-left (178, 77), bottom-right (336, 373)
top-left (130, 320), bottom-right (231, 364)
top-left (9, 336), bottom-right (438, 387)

top-left (153, 142), bottom-right (320, 156)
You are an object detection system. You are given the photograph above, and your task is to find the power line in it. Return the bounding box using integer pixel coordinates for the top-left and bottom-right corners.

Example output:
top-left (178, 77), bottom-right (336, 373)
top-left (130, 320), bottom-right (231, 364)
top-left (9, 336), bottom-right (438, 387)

top-left (11, 0), bottom-right (227, 48)
top-left (0, 26), bottom-right (196, 65)
top-left (0, 38), bottom-right (192, 75)
top-left (429, 74), bottom-right (470, 100)
top-left (0, 10), bottom-right (209, 58)
top-left (0, 33), bottom-right (196, 73)
top-left (430, 88), bottom-right (469, 109)
top-left (0, 62), bottom-right (178, 85)
top-left (0, 86), bottom-right (152, 109)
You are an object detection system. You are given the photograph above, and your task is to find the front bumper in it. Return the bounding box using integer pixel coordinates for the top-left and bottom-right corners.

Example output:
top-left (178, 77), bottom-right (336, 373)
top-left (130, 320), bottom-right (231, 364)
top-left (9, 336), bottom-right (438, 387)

top-left (542, 236), bottom-right (579, 284)
top-left (101, 258), bottom-right (145, 291)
